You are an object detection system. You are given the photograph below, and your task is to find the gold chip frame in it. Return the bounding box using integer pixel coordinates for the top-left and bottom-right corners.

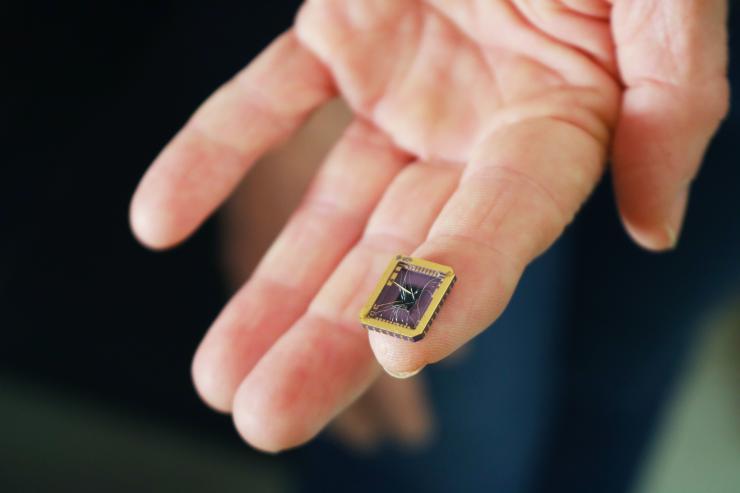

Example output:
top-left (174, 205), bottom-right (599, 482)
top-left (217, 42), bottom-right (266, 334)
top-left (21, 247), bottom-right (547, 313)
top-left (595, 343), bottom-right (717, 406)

top-left (359, 255), bottom-right (456, 342)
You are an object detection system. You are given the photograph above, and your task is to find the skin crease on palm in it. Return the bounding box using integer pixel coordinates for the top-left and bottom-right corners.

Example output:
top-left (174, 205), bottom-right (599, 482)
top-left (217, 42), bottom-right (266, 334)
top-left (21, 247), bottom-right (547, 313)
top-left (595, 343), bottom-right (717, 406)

top-left (130, 0), bottom-right (729, 452)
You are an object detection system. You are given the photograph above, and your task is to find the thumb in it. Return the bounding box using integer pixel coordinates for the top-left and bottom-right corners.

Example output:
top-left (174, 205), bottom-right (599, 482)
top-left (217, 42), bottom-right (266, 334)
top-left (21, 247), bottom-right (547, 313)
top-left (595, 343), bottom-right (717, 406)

top-left (611, 0), bottom-right (729, 251)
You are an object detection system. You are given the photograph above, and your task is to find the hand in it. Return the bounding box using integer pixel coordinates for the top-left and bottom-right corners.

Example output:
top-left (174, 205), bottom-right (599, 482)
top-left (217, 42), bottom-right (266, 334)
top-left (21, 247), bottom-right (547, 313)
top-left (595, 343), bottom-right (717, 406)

top-left (130, 0), bottom-right (728, 451)
top-left (218, 99), bottom-right (436, 451)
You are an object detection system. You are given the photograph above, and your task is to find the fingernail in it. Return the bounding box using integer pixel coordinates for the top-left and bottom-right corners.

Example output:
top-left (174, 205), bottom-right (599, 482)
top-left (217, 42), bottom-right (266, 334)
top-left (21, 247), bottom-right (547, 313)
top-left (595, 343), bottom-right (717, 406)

top-left (666, 188), bottom-right (690, 249)
top-left (384, 365), bottom-right (425, 379)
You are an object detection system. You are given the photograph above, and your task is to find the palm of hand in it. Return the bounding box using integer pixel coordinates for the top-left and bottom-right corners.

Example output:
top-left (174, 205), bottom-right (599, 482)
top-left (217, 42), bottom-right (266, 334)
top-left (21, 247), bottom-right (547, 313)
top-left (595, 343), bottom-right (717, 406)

top-left (131, 0), bottom-right (728, 451)
top-left (297, 0), bottom-right (618, 163)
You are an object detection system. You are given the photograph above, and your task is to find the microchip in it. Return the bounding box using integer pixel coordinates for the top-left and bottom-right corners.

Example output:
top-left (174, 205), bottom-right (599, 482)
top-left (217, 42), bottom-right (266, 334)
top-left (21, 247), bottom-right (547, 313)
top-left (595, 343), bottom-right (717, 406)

top-left (359, 255), bottom-right (456, 342)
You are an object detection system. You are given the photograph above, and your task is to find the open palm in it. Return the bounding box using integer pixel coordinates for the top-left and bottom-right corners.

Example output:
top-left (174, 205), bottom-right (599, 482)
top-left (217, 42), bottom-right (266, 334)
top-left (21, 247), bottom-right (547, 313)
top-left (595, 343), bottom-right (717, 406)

top-left (131, 0), bottom-right (728, 451)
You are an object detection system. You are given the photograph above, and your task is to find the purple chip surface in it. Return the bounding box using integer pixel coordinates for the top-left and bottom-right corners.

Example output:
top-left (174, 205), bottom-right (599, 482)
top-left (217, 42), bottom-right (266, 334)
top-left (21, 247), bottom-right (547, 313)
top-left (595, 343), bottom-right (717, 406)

top-left (368, 266), bottom-right (442, 328)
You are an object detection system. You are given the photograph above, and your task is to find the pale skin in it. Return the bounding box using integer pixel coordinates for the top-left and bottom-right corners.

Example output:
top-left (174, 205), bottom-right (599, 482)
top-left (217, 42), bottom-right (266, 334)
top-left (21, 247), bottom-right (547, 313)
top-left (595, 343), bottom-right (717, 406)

top-left (130, 0), bottom-right (729, 452)
top-left (220, 100), bottom-right (435, 450)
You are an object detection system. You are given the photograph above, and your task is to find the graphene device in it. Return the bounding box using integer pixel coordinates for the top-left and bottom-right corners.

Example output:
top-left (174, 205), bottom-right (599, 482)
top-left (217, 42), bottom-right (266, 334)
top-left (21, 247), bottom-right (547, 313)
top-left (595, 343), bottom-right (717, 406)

top-left (359, 255), bottom-right (456, 342)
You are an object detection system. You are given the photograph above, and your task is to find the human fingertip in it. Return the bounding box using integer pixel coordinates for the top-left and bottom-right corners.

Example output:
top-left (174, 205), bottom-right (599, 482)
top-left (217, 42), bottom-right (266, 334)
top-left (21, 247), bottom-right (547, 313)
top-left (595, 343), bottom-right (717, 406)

top-left (128, 192), bottom-right (178, 251)
top-left (369, 331), bottom-right (429, 378)
top-left (232, 378), bottom-right (323, 454)
top-left (191, 348), bottom-right (234, 414)
top-left (329, 419), bottom-right (382, 454)
top-left (623, 219), bottom-right (677, 252)
top-left (384, 365), bottom-right (425, 380)
top-left (396, 421), bottom-right (434, 450)
top-left (232, 406), bottom-right (289, 454)
top-left (622, 187), bottom-right (689, 252)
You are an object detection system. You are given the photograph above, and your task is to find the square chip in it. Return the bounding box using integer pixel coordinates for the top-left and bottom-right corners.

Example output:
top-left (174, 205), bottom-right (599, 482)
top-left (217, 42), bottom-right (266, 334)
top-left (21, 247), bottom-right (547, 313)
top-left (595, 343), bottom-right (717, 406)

top-left (359, 255), bottom-right (456, 342)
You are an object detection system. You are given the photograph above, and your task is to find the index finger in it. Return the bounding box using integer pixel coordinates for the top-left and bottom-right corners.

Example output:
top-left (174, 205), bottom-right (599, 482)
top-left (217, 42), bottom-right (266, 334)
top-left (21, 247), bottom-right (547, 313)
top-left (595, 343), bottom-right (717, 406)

top-left (130, 32), bottom-right (335, 249)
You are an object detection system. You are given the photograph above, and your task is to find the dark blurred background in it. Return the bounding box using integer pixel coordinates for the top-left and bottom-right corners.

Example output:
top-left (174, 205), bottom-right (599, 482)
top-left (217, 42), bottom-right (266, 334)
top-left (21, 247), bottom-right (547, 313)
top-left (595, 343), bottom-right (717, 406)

top-left (3, 1), bottom-right (302, 491)
top-left (3, 2), bottom-right (739, 493)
